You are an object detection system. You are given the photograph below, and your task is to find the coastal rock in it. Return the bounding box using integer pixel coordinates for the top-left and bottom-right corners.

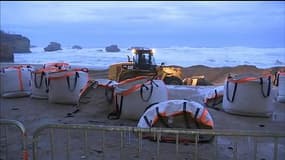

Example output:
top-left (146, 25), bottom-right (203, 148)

top-left (0, 43), bottom-right (14, 62)
top-left (72, 45), bottom-right (82, 49)
top-left (105, 44), bottom-right (120, 52)
top-left (0, 30), bottom-right (31, 53)
top-left (44, 42), bottom-right (62, 52)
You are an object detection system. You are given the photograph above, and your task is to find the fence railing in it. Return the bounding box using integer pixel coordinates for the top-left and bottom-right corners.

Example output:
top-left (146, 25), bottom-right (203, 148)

top-left (32, 123), bottom-right (285, 160)
top-left (0, 119), bottom-right (28, 160)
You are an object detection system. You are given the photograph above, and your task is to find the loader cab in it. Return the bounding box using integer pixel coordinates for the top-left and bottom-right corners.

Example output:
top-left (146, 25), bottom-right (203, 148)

top-left (132, 48), bottom-right (157, 70)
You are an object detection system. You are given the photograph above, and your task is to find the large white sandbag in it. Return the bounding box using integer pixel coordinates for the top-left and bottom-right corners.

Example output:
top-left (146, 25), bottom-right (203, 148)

top-left (138, 100), bottom-right (214, 143)
top-left (31, 62), bottom-right (71, 99)
top-left (275, 72), bottom-right (285, 103)
top-left (48, 68), bottom-right (89, 104)
top-left (0, 65), bottom-right (32, 98)
top-left (108, 76), bottom-right (168, 120)
top-left (222, 73), bottom-right (273, 117)
top-left (30, 67), bottom-right (61, 99)
top-left (167, 85), bottom-right (217, 103)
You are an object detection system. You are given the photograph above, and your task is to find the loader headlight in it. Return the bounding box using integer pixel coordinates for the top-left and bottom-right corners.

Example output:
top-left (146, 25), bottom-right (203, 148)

top-left (151, 49), bottom-right (156, 54)
top-left (131, 49), bottom-right (136, 54)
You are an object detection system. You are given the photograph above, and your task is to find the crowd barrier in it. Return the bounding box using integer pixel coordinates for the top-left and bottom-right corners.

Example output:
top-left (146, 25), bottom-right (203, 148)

top-left (1, 119), bottom-right (285, 160)
top-left (0, 119), bottom-right (28, 160)
top-left (32, 123), bottom-right (285, 160)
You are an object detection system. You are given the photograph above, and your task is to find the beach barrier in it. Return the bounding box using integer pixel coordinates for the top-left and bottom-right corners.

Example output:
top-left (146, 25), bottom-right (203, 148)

top-left (0, 65), bottom-right (32, 98)
top-left (223, 73), bottom-right (273, 117)
top-left (0, 119), bottom-right (28, 160)
top-left (275, 72), bottom-right (285, 103)
top-left (108, 76), bottom-right (168, 120)
top-left (48, 68), bottom-right (89, 105)
top-left (137, 100), bottom-right (214, 143)
top-left (32, 123), bottom-right (285, 160)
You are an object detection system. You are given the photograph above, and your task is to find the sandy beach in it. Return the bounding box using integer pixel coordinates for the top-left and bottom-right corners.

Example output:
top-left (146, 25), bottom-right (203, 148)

top-left (1, 64), bottom-right (285, 160)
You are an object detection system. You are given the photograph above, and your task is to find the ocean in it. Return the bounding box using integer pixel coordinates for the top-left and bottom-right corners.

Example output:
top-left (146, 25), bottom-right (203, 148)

top-left (12, 47), bottom-right (285, 70)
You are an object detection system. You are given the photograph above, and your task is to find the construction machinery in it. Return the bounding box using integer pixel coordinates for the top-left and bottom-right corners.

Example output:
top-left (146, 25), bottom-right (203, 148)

top-left (108, 48), bottom-right (184, 85)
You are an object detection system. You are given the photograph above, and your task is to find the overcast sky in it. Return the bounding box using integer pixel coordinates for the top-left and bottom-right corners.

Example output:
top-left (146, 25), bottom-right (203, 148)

top-left (1, 1), bottom-right (285, 48)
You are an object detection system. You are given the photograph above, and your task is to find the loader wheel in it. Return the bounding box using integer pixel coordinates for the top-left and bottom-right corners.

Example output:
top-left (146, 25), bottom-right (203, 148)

top-left (163, 76), bottom-right (183, 85)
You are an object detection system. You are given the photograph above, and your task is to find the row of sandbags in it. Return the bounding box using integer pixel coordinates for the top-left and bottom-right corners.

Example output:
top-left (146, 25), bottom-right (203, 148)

top-left (95, 72), bottom-right (285, 143)
top-left (101, 72), bottom-right (284, 125)
top-left (0, 63), bottom-right (89, 105)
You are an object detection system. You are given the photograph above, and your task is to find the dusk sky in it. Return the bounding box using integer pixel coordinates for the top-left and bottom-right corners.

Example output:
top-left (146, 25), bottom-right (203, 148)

top-left (1, 1), bottom-right (285, 48)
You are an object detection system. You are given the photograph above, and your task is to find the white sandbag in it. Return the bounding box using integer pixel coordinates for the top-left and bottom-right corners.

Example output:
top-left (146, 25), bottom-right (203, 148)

top-left (44, 62), bottom-right (70, 70)
top-left (167, 85), bottom-right (217, 103)
top-left (275, 72), bottom-right (285, 103)
top-left (108, 76), bottom-right (168, 120)
top-left (0, 65), bottom-right (32, 98)
top-left (222, 73), bottom-right (273, 117)
top-left (92, 78), bottom-right (118, 104)
top-left (203, 85), bottom-right (224, 110)
top-left (137, 100), bottom-right (214, 143)
top-left (30, 68), bottom-right (61, 99)
top-left (95, 78), bottom-right (118, 86)
top-left (48, 69), bottom-right (89, 104)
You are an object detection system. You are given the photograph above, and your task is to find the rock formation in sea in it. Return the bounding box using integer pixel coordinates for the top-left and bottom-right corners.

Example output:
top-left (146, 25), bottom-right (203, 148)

top-left (44, 42), bottom-right (62, 52)
top-left (72, 45), bottom-right (82, 49)
top-left (105, 44), bottom-right (120, 52)
top-left (0, 30), bottom-right (31, 53)
top-left (0, 43), bottom-right (14, 62)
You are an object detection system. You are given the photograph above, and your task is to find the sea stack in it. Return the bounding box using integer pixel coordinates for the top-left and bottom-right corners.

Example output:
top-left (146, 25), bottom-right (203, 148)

top-left (72, 45), bottom-right (82, 49)
top-left (105, 44), bottom-right (120, 52)
top-left (44, 42), bottom-right (62, 52)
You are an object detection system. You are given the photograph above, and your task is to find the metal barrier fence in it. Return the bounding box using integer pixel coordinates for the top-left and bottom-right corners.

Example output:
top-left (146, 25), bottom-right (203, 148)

top-left (32, 123), bottom-right (285, 160)
top-left (0, 119), bottom-right (28, 160)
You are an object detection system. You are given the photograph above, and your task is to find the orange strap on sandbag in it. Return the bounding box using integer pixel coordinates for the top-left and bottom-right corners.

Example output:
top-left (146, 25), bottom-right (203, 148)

top-left (48, 71), bottom-right (77, 80)
top-left (118, 76), bottom-right (149, 85)
top-left (17, 68), bottom-right (24, 91)
top-left (33, 67), bottom-right (60, 74)
top-left (227, 73), bottom-right (271, 84)
top-left (44, 62), bottom-right (69, 69)
top-left (117, 84), bottom-right (142, 96)
top-left (226, 74), bottom-right (271, 103)
top-left (22, 150), bottom-right (28, 160)
top-left (73, 68), bottom-right (89, 72)
top-left (199, 108), bottom-right (214, 128)
top-left (116, 76), bottom-right (150, 96)
top-left (5, 65), bottom-right (31, 70)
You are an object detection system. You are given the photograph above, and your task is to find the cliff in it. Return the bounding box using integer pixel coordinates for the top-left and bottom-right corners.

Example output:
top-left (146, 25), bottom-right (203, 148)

top-left (0, 30), bottom-right (31, 53)
top-left (0, 43), bottom-right (14, 62)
